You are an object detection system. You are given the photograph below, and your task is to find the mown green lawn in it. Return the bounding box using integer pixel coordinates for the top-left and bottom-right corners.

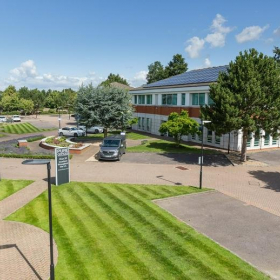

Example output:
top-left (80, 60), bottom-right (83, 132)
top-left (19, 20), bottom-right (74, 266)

top-left (7, 182), bottom-right (267, 279)
top-left (0, 179), bottom-right (33, 201)
top-left (81, 131), bottom-right (152, 140)
top-left (0, 122), bottom-right (55, 134)
top-left (127, 139), bottom-right (216, 154)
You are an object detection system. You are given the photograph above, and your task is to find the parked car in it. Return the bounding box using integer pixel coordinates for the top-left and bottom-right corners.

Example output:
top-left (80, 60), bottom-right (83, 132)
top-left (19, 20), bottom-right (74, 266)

top-left (0, 116), bottom-right (7, 123)
top-left (79, 125), bottom-right (104, 134)
top-left (12, 115), bottom-right (21, 122)
top-left (99, 135), bottom-right (126, 161)
top-left (58, 127), bottom-right (85, 137)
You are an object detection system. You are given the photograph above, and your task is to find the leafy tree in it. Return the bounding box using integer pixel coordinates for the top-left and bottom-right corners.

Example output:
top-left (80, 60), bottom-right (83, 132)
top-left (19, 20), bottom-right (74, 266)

top-left (159, 110), bottom-right (199, 147)
top-left (100, 73), bottom-right (129, 87)
top-left (146, 61), bottom-right (166, 84)
top-left (20, 98), bottom-right (34, 115)
top-left (0, 94), bottom-right (20, 111)
top-left (273, 46), bottom-right (280, 66)
top-left (201, 48), bottom-right (280, 162)
top-left (76, 85), bottom-right (134, 137)
top-left (165, 54), bottom-right (188, 77)
top-left (3, 85), bottom-right (17, 97)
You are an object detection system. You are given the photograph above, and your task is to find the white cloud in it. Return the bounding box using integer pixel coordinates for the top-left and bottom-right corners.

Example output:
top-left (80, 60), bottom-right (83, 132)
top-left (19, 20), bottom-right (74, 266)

top-left (204, 58), bottom-right (211, 68)
top-left (265, 38), bottom-right (274, 44)
top-left (4, 60), bottom-right (104, 90)
top-left (236, 25), bottom-right (269, 43)
top-left (205, 14), bottom-right (234, 47)
top-left (129, 70), bottom-right (148, 87)
top-left (185, 37), bottom-right (205, 58)
top-left (273, 27), bottom-right (280, 36)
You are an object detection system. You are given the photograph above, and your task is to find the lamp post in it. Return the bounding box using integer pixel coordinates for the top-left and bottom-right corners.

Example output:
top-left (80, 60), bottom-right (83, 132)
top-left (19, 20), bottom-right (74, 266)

top-left (58, 107), bottom-right (61, 129)
top-left (199, 120), bottom-right (211, 189)
top-left (67, 103), bottom-right (71, 120)
top-left (22, 159), bottom-right (55, 280)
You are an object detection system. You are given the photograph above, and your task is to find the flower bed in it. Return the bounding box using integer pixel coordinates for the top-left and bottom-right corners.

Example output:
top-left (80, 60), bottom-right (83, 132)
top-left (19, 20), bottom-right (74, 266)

top-left (40, 136), bottom-right (90, 154)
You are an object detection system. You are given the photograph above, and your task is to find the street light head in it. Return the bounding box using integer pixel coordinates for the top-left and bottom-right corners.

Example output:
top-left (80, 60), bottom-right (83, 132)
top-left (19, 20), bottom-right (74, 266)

top-left (22, 159), bottom-right (51, 165)
top-left (202, 120), bottom-right (212, 124)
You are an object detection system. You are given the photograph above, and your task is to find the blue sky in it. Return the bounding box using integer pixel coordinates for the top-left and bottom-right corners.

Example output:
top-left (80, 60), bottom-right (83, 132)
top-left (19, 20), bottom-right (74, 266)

top-left (0, 0), bottom-right (279, 90)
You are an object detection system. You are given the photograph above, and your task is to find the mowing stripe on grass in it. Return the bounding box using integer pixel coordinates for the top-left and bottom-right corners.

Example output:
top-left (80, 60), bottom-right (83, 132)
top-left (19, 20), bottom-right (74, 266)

top-left (54, 189), bottom-right (125, 280)
top-left (116, 186), bottom-right (259, 279)
top-left (97, 185), bottom-right (224, 280)
top-left (80, 183), bottom-right (193, 279)
top-left (67, 186), bottom-right (159, 280)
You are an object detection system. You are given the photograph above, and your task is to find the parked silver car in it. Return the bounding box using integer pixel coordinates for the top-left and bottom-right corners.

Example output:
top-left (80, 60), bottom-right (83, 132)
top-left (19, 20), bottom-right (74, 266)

top-left (79, 125), bottom-right (104, 134)
top-left (99, 135), bottom-right (126, 161)
top-left (0, 116), bottom-right (7, 123)
top-left (58, 127), bottom-right (85, 137)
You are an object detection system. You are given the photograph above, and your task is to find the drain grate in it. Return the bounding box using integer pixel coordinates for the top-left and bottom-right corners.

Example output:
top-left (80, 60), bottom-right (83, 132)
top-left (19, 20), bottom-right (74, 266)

top-left (176, 166), bottom-right (189, 170)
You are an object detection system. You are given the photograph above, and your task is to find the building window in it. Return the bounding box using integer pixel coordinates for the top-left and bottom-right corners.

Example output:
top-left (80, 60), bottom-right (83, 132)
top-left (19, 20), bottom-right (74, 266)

top-left (134, 96), bottom-right (137, 104)
top-left (215, 136), bottom-right (220, 145)
top-left (138, 117), bottom-right (141, 129)
top-left (207, 130), bottom-right (212, 143)
top-left (146, 118), bottom-right (150, 131)
top-left (208, 96), bottom-right (214, 105)
top-left (141, 117), bottom-right (145, 129)
top-left (192, 93), bottom-right (205, 106)
top-left (146, 95), bottom-right (152, 105)
top-left (162, 94), bottom-right (177, 105)
top-left (181, 93), bottom-right (186, 105)
top-left (264, 132), bottom-right (270, 146)
top-left (138, 95), bottom-right (145, 105)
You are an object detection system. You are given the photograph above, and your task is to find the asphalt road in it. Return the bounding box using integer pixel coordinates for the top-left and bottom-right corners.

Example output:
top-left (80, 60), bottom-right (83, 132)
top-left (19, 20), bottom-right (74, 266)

top-left (155, 191), bottom-right (280, 279)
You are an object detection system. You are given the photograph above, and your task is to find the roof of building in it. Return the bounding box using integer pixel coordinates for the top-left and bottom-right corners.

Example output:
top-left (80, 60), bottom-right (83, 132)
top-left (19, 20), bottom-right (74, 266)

top-left (142, 65), bottom-right (228, 89)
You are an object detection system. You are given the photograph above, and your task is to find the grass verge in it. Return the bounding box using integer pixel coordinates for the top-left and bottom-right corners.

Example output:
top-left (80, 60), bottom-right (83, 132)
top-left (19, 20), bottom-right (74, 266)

top-left (7, 182), bottom-right (267, 279)
top-left (0, 122), bottom-right (55, 134)
top-left (0, 179), bottom-right (33, 201)
top-left (80, 131), bottom-right (152, 141)
top-left (127, 139), bottom-right (216, 154)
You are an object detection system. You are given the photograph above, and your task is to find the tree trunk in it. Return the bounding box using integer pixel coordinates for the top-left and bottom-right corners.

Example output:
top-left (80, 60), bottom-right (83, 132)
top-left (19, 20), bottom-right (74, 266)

top-left (240, 130), bottom-right (248, 162)
top-left (104, 128), bottom-right (108, 138)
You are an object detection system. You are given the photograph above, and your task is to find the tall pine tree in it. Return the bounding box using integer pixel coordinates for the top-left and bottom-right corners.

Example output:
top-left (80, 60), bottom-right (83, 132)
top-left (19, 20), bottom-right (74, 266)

top-left (201, 48), bottom-right (280, 161)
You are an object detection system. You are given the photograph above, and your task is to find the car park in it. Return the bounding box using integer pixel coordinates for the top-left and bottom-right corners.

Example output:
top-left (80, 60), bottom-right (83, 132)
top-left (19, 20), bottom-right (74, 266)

top-left (99, 135), bottom-right (126, 161)
top-left (58, 126), bottom-right (85, 137)
top-left (0, 116), bottom-right (7, 123)
top-left (12, 115), bottom-right (21, 122)
top-left (79, 125), bottom-right (104, 134)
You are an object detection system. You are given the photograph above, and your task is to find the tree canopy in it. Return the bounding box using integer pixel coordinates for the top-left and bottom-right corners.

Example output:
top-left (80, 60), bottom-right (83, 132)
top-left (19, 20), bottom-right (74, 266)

top-left (273, 46), bottom-right (280, 66)
top-left (75, 84), bottom-right (134, 136)
top-left (146, 54), bottom-right (188, 84)
top-left (100, 73), bottom-right (129, 87)
top-left (201, 48), bottom-right (280, 161)
top-left (159, 110), bottom-right (199, 147)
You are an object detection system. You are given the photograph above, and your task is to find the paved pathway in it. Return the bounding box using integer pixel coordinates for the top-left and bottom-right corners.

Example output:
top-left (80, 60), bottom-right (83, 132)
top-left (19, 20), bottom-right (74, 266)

top-left (0, 181), bottom-right (58, 280)
top-left (1, 157), bottom-right (280, 217)
top-left (155, 191), bottom-right (280, 279)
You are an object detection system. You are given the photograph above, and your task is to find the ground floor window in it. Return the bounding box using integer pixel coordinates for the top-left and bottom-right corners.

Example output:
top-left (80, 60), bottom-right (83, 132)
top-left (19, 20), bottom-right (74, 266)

top-left (264, 132), bottom-right (270, 146)
top-left (207, 130), bottom-right (212, 143)
top-left (246, 132), bottom-right (252, 147)
top-left (272, 136), bottom-right (278, 145)
top-left (215, 135), bottom-right (220, 145)
top-left (138, 117), bottom-right (141, 129)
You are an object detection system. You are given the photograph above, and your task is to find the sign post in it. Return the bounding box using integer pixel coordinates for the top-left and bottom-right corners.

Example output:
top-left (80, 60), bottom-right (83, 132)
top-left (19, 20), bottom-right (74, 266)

top-left (55, 147), bottom-right (70, 186)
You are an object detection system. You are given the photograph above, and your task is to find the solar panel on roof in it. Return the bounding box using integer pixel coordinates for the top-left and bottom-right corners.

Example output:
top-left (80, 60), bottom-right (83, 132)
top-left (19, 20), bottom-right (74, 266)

top-left (143, 65), bottom-right (228, 88)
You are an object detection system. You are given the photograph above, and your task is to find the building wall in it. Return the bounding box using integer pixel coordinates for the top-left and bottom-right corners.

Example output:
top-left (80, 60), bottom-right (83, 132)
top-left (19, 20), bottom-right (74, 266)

top-left (130, 86), bottom-right (280, 151)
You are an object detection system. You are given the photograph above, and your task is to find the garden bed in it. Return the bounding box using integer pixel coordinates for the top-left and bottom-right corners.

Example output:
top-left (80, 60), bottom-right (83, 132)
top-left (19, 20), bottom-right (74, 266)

top-left (40, 136), bottom-right (90, 154)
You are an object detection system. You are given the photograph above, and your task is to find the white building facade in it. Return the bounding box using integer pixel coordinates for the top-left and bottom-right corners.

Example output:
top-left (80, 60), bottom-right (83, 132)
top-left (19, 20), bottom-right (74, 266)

top-left (129, 66), bottom-right (280, 152)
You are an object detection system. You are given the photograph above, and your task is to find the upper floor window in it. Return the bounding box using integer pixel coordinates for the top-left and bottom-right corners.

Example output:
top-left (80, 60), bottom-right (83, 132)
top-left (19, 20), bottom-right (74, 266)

top-left (192, 93), bottom-right (205, 105)
top-left (146, 95), bottom-right (152, 105)
top-left (162, 94), bottom-right (177, 105)
top-left (134, 95), bottom-right (137, 104)
top-left (138, 95), bottom-right (145, 105)
top-left (181, 93), bottom-right (186, 105)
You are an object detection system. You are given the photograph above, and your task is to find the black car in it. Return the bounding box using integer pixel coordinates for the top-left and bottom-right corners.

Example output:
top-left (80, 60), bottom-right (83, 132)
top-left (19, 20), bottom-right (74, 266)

top-left (99, 135), bottom-right (126, 161)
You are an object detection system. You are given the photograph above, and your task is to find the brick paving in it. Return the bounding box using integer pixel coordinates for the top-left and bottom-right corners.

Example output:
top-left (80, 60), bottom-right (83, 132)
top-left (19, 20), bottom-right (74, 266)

top-left (0, 181), bottom-right (58, 280)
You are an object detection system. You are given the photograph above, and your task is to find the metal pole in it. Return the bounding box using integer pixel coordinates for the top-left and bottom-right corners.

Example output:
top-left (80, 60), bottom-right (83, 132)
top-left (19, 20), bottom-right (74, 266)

top-left (47, 163), bottom-right (55, 280)
top-left (199, 121), bottom-right (204, 189)
top-left (58, 109), bottom-right (61, 130)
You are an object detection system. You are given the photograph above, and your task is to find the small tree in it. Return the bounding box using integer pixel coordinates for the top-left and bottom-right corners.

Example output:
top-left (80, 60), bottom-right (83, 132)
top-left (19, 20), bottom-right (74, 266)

top-left (20, 99), bottom-right (34, 115)
top-left (76, 85), bottom-right (134, 137)
top-left (159, 110), bottom-right (199, 147)
top-left (201, 48), bottom-right (280, 161)
top-left (100, 73), bottom-right (129, 87)
top-left (146, 61), bottom-right (166, 84)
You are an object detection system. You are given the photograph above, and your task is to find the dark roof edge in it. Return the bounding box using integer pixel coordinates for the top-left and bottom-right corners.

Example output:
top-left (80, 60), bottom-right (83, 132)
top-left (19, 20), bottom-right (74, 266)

top-left (129, 81), bottom-right (215, 91)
